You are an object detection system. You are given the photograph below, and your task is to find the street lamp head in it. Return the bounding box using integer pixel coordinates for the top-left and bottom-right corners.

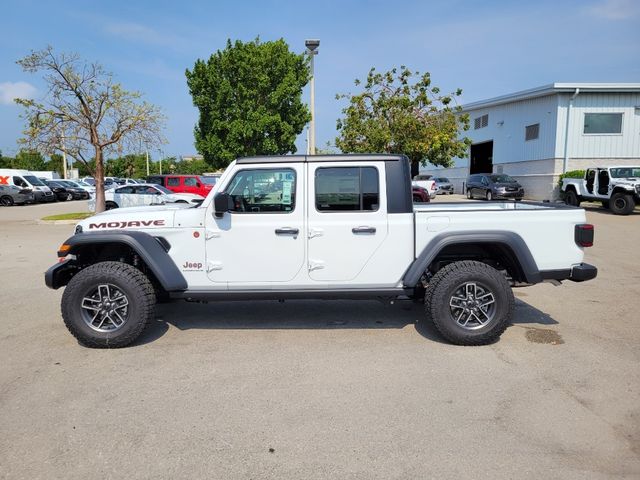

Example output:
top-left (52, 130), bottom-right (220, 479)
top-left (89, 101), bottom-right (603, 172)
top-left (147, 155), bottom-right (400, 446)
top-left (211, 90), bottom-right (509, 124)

top-left (305, 39), bottom-right (320, 54)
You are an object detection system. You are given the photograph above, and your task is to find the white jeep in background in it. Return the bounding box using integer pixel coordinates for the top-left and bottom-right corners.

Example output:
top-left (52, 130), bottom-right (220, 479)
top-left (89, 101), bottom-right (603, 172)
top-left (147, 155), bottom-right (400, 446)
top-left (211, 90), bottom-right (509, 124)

top-left (561, 166), bottom-right (640, 215)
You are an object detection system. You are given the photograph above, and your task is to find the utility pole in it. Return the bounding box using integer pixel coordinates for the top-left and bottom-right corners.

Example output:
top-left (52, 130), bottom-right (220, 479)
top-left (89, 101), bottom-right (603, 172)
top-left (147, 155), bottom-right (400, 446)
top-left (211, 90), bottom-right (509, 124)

top-left (146, 149), bottom-right (150, 177)
top-left (61, 130), bottom-right (68, 179)
top-left (305, 39), bottom-right (319, 155)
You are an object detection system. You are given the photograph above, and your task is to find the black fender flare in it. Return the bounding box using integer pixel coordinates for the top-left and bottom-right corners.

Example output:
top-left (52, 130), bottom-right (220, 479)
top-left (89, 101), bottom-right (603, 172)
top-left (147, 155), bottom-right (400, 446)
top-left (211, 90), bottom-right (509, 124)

top-left (46, 231), bottom-right (187, 291)
top-left (402, 231), bottom-right (542, 287)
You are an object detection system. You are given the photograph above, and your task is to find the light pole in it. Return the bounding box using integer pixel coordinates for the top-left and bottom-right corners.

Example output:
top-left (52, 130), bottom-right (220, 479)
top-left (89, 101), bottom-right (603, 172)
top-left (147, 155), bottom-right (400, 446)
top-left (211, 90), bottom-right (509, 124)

top-left (305, 39), bottom-right (319, 155)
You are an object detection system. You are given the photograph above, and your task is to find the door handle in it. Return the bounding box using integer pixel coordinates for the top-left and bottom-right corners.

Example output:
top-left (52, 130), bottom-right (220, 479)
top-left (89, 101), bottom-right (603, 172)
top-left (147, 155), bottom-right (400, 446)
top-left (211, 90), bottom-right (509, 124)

top-left (352, 226), bottom-right (376, 234)
top-left (275, 227), bottom-right (299, 236)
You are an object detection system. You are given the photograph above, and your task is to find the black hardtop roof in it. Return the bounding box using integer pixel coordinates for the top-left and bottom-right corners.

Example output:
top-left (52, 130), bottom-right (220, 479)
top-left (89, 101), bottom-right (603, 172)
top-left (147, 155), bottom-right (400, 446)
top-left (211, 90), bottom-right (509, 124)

top-left (236, 154), bottom-right (408, 164)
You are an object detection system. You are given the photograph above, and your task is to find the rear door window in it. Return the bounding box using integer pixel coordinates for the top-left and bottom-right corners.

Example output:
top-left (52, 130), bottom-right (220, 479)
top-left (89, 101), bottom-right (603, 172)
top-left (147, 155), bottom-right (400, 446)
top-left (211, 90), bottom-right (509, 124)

top-left (315, 167), bottom-right (379, 212)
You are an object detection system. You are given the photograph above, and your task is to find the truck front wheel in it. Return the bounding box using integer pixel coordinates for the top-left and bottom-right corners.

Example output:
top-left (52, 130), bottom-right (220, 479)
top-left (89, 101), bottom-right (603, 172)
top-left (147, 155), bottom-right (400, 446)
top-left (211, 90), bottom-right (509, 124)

top-left (424, 260), bottom-right (514, 345)
top-left (610, 192), bottom-right (635, 215)
top-left (61, 262), bottom-right (156, 348)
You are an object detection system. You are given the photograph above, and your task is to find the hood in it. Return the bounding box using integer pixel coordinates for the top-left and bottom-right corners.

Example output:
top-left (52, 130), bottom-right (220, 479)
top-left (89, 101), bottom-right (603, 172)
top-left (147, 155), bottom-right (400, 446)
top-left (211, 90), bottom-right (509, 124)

top-left (77, 204), bottom-right (188, 233)
top-left (166, 192), bottom-right (204, 201)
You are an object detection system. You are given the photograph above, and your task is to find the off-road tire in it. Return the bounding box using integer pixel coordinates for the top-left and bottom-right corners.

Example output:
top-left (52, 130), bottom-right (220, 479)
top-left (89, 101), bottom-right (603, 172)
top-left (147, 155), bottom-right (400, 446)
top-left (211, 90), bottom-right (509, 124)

top-left (564, 189), bottom-right (580, 207)
top-left (0, 195), bottom-right (14, 206)
top-left (424, 260), bottom-right (514, 345)
top-left (610, 192), bottom-right (635, 215)
top-left (61, 262), bottom-right (155, 348)
top-left (105, 201), bottom-right (118, 210)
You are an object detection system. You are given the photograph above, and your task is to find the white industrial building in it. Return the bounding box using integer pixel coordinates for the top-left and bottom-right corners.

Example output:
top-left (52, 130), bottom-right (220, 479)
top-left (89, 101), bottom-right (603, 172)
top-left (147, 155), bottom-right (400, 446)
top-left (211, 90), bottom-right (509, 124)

top-left (420, 83), bottom-right (640, 200)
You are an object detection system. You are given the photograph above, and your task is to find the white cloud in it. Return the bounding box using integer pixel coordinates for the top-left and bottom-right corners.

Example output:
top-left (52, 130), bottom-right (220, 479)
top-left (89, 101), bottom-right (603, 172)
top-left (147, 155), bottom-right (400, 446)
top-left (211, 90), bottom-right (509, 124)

top-left (585, 0), bottom-right (640, 19)
top-left (0, 81), bottom-right (37, 105)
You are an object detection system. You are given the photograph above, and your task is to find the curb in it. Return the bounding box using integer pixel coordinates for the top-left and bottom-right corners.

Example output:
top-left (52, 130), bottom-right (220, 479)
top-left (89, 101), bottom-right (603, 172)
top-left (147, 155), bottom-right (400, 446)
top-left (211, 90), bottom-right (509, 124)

top-left (36, 219), bottom-right (81, 225)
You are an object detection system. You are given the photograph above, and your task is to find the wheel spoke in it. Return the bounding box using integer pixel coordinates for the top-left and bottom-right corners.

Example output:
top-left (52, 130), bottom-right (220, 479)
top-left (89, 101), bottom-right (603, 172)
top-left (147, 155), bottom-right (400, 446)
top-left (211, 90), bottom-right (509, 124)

top-left (81, 297), bottom-right (100, 311)
top-left (111, 310), bottom-right (126, 327)
top-left (98, 285), bottom-right (110, 302)
top-left (477, 292), bottom-right (495, 307)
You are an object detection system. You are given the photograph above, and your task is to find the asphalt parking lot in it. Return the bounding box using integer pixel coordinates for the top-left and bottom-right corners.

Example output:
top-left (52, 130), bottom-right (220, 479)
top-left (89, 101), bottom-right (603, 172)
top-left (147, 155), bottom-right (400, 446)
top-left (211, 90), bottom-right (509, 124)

top-left (1, 198), bottom-right (639, 479)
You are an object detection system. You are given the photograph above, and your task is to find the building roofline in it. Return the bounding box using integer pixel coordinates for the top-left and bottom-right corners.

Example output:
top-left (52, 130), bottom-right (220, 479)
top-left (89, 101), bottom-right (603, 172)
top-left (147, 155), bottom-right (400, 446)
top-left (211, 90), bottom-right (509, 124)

top-left (462, 83), bottom-right (640, 111)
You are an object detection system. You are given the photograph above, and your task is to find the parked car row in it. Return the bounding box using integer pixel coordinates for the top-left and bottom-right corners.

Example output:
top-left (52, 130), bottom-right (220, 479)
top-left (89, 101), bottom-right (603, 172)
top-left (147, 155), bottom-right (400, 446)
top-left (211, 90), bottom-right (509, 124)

top-left (88, 183), bottom-right (205, 211)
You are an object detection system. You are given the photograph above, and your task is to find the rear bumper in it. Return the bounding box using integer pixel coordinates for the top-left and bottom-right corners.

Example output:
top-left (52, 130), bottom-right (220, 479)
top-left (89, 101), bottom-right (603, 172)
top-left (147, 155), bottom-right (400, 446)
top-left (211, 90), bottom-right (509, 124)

top-left (540, 263), bottom-right (598, 283)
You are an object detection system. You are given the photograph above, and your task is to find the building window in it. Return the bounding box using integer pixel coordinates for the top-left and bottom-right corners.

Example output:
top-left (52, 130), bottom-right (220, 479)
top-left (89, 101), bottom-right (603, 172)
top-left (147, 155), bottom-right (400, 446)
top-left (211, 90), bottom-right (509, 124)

top-left (315, 167), bottom-right (379, 212)
top-left (474, 114), bottom-right (489, 130)
top-left (525, 123), bottom-right (539, 141)
top-left (583, 113), bottom-right (623, 134)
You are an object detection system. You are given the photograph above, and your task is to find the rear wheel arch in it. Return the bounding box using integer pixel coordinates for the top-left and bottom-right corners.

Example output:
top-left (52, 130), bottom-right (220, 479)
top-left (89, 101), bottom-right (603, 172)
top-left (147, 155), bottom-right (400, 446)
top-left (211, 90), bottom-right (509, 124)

top-left (404, 232), bottom-right (541, 288)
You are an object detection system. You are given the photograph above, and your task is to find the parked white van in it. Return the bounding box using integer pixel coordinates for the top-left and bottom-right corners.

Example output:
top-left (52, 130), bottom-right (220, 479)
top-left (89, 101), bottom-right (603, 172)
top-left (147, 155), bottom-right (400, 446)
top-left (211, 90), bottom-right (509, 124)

top-left (0, 169), bottom-right (55, 202)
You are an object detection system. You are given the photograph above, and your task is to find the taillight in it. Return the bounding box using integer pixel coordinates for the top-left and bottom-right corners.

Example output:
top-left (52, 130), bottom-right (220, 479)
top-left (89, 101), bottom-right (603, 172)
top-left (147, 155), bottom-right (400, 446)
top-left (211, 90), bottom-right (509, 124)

top-left (431, 183), bottom-right (436, 190)
top-left (575, 224), bottom-right (594, 247)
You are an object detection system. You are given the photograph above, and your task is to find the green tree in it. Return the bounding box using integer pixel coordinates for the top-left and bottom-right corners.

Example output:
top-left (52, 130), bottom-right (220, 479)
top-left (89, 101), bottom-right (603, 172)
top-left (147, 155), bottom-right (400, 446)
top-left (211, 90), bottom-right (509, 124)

top-left (14, 149), bottom-right (46, 170)
top-left (43, 153), bottom-right (63, 176)
top-left (186, 38), bottom-right (311, 169)
top-left (15, 46), bottom-right (166, 212)
top-left (335, 66), bottom-right (471, 177)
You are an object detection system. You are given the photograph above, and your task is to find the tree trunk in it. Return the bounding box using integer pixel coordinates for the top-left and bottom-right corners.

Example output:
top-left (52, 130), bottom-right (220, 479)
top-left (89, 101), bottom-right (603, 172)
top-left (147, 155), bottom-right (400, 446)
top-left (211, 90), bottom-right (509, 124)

top-left (411, 160), bottom-right (420, 179)
top-left (94, 147), bottom-right (106, 213)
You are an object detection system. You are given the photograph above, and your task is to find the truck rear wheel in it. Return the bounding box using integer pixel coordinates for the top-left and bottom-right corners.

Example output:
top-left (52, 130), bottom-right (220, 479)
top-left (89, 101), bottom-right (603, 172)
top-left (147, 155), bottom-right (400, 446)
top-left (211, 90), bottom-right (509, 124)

top-left (564, 189), bottom-right (580, 207)
top-left (610, 192), bottom-right (635, 215)
top-left (424, 260), bottom-right (513, 345)
top-left (61, 262), bottom-right (156, 348)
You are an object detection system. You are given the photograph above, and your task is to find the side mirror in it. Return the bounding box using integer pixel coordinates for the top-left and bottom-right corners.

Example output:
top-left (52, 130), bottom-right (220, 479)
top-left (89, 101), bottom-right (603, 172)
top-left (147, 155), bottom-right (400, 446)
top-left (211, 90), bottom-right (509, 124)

top-left (214, 192), bottom-right (233, 217)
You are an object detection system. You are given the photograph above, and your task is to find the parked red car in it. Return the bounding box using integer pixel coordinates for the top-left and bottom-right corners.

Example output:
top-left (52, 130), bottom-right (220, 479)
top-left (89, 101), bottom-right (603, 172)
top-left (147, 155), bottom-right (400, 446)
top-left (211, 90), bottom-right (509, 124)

top-left (412, 186), bottom-right (431, 203)
top-left (146, 174), bottom-right (218, 198)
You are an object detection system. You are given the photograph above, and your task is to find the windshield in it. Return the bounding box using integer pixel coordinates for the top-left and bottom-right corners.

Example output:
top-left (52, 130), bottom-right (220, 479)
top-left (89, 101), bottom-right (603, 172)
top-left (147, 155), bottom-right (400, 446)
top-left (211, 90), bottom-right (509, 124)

top-left (84, 178), bottom-right (95, 185)
top-left (200, 176), bottom-right (218, 185)
top-left (154, 185), bottom-right (173, 195)
top-left (610, 167), bottom-right (640, 178)
top-left (24, 175), bottom-right (45, 186)
top-left (489, 174), bottom-right (516, 183)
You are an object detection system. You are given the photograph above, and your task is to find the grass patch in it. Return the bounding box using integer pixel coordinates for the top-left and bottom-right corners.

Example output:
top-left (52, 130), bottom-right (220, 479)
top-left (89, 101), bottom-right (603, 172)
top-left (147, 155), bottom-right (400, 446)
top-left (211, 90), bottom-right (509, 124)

top-left (41, 212), bottom-right (92, 221)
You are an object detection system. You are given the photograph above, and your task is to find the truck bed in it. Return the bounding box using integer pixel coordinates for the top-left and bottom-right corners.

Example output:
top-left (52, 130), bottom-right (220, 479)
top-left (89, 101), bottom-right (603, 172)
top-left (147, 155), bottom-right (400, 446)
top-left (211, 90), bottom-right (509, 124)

top-left (413, 201), bottom-right (587, 271)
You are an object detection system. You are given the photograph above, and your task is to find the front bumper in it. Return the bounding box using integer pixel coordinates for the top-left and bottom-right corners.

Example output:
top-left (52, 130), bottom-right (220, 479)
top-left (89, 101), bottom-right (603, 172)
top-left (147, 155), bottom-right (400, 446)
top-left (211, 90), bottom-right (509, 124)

top-left (36, 191), bottom-right (56, 202)
top-left (494, 190), bottom-right (524, 199)
top-left (540, 263), bottom-right (598, 283)
top-left (45, 259), bottom-right (77, 289)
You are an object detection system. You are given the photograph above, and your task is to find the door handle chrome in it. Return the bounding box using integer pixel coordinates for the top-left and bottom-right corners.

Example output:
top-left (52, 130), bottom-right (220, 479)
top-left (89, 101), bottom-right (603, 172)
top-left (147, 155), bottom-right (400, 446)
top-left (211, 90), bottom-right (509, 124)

top-left (352, 226), bottom-right (376, 234)
top-left (275, 227), bottom-right (299, 235)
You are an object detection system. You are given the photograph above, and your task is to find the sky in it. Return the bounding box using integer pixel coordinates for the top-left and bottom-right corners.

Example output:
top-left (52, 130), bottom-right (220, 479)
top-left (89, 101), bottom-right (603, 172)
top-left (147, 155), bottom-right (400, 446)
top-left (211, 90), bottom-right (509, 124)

top-left (1, 0), bottom-right (639, 160)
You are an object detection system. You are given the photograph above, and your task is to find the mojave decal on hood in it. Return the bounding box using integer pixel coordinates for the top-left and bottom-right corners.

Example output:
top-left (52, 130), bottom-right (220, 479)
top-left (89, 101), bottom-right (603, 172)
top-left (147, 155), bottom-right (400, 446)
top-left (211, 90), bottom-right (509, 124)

top-left (77, 205), bottom-right (183, 231)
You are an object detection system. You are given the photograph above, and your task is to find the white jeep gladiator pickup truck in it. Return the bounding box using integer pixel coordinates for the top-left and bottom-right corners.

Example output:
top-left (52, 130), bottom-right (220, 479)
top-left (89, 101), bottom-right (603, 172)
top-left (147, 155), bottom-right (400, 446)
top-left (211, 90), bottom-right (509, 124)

top-left (561, 166), bottom-right (640, 215)
top-left (45, 154), bottom-right (597, 348)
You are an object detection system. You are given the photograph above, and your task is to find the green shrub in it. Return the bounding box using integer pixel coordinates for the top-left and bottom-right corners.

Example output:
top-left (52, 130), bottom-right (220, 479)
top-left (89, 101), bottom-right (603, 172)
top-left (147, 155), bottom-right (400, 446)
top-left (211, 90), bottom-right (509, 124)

top-left (558, 169), bottom-right (585, 188)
